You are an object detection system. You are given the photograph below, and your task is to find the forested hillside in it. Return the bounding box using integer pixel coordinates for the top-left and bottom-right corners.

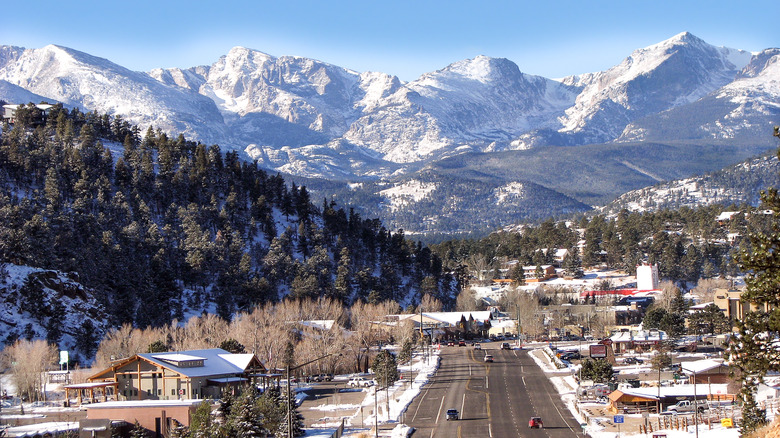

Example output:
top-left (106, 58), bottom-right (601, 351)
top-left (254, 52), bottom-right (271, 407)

top-left (0, 104), bottom-right (455, 347)
top-left (432, 203), bottom-right (766, 285)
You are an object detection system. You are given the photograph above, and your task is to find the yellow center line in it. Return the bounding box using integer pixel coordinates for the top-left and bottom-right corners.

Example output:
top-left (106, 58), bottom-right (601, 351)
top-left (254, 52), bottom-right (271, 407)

top-left (465, 346), bottom-right (492, 427)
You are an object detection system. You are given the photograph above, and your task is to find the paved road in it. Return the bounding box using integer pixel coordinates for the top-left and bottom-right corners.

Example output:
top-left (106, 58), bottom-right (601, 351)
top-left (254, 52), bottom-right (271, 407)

top-left (405, 344), bottom-right (584, 437)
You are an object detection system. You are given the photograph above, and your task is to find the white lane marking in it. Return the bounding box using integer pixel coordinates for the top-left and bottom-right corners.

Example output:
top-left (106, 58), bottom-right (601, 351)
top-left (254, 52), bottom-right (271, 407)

top-left (437, 394), bottom-right (446, 422)
top-left (489, 423), bottom-right (493, 438)
top-left (461, 393), bottom-right (466, 419)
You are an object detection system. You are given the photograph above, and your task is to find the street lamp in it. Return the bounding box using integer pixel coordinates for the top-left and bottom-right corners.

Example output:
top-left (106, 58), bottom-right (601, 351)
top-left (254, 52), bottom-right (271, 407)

top-left (286, 350), bottom-right (343, 438)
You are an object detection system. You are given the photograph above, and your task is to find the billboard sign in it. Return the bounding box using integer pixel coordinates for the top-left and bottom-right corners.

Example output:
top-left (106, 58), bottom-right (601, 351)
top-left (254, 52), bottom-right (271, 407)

top-left (589, 344), bottom-right (607, 359)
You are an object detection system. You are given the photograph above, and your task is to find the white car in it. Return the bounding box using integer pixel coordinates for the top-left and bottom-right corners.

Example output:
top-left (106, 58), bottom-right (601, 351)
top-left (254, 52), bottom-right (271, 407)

top-left (348, 377), bottom-right (375, 387)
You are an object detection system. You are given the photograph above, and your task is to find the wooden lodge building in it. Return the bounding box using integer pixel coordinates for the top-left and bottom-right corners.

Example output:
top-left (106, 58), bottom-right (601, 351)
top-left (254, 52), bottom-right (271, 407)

top-left (86, 348), bottom-right (267, 403)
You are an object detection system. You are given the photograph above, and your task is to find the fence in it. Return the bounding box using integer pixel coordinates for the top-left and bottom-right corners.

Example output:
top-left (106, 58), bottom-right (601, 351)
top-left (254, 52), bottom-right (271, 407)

top-left (638, 408), bottom-right (742, 434)
top-left (328, 418), bottom-right (345, 438)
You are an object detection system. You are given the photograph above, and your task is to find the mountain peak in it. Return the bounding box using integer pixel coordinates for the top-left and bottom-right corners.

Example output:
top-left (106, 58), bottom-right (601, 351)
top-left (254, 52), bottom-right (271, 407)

top-left (443, 55), bottom-right (521, 83)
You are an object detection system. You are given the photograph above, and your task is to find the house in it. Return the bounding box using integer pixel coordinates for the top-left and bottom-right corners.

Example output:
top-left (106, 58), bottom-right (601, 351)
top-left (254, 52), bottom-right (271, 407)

top-left (679, 359), bottom-right (732, 385)
top-left (87, 348), bottom-right (266, 402)
top-left (609, 329), bottom-right (667, 354)
top-left (2, 103), bottom-right (55, 124)
top-left (388, 310), bottom-right (502, 340)
top-left (608, 384), bottom-right (730, 413)
top-left (522, 265), bottom-right (556, 282)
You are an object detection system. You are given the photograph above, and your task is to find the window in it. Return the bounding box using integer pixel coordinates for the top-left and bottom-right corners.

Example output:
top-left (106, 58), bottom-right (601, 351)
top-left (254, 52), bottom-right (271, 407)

top-left (171, 389), bottom-right (176, 396)
top-left (158, 389), bottom-right (162, 395)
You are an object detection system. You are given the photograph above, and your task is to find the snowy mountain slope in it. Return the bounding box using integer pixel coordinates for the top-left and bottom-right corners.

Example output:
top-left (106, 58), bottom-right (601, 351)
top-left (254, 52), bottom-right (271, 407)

top-left (520, 32), bottom-right (754, 147)
top-left (599, 152), bottom-right (780, 215)
top-left (0, 79), bottom-right (51, 105)
top-left (343, 56), bottom-right (579, 162)
top-left (1, 34), bottom-right (778, 235)
top-left (0, 45), bottom-right (229, 145)
top-left (0, 264), bottom-right (109, 362)
top-left (0, 34), bottom-right (775, 180)
top-left (617, 48), bottom-right (780, 142)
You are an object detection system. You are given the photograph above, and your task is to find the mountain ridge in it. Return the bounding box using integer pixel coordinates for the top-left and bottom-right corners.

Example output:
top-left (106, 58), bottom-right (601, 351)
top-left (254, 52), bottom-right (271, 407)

top-left (1, 33), bottom-right (778, 235)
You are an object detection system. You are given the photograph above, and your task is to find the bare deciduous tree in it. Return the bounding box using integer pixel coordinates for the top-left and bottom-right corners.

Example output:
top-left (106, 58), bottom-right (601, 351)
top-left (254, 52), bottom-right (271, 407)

top-left (690, 278), bottom-right (731, 303)
top-left (1, 339), bottom-right (57, 401)
top-left (455, 288), bottom-right (479, 311)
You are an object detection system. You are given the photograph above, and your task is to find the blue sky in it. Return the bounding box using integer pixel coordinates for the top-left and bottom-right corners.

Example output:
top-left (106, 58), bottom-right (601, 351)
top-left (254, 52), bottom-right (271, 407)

top-left (2, 1), bottom-right (777, 81)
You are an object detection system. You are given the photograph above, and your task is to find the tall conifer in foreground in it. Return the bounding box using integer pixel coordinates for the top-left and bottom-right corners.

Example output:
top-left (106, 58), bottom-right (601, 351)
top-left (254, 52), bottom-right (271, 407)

top-left (730, 127), bottom-right (780, 435)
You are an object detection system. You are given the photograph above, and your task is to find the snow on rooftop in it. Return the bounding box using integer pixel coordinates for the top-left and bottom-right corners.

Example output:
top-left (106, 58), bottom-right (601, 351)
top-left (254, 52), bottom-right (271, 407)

top-left (217, 353), bottom-right (254, 370)
top-left (679, 358), bottom-right (726, 374)
top-left (151, 353), bottom-right (205, 362)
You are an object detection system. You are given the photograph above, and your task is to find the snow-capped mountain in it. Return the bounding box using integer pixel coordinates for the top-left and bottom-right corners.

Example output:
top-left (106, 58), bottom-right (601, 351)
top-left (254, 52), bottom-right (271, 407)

top-left (2, 32), bottom-right (775, 182)
top-left (521, 32), bottom-right (754, 147)
top-left (1, 34), bottom-right (779, 234)
top-left (617, 47), bottom-right (780, 143)
top-left (342, 55), bottom-right (579, 162)
top-left (0, 45), bottom-right (229, 145)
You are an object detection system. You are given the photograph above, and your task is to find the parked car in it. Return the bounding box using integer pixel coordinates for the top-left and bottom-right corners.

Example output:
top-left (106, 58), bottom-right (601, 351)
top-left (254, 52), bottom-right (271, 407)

top-left (529, 416), bottom-right (543, 428)
top-left (348, 377), bottom-right (374, 387)
top-left (501, 342), bottom-right (511, 350)
top-left (484, 354), bottom-right (494, 363)
top-left (560, 351), bottom-right (581, 360)
top-left (312, 373), bottom-right (333, 382)
top-left (446, 409), bottom-right (459, 420)
top-left (623, 357), bottom-right (644, 364)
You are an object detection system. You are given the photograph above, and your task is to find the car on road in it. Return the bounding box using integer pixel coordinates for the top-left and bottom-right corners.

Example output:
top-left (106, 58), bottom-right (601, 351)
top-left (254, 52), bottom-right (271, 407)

top-left (447, 340), bottom-right (455, 346)
top-left (501, 342), bottom-right (511, 350)
top-left (474, 343), bottom-right (481, 350)
top-left (529, 416), bottom-right (543, 428)
top-left (458, 340), bottom-right (466, 347)
top-left (623, 357), bottom-right (644, 364)
top-left (348, 377), bottom-right (374, 387)
top-left (312, 373), bottom-right (333, 382)
top-left (484, 354), bottom-right (494, 363)
top-left (446, 409), bottom-right (459, 420)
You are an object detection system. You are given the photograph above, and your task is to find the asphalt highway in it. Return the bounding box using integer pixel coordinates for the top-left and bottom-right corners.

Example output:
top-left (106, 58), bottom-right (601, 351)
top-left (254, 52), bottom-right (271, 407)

top-left (405, 343), bottom-right (585, 437)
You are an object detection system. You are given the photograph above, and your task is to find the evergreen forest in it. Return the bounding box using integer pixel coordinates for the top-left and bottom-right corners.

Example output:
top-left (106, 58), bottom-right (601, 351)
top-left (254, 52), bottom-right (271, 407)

top-left (0, 103), bottom-right (455, 334)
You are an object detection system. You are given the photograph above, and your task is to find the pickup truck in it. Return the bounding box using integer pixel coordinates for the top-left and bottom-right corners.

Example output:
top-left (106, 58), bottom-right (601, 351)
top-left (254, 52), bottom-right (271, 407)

top-left (666, 400), bottom-right (706, 414)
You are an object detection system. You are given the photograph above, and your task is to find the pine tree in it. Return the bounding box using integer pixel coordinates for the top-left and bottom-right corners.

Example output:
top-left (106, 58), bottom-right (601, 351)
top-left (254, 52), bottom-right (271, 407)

top-left (728, 128), bottom-right (780, 434)
top-left (226, 389), bottom-right (267, 438)
top-left (129, 420), bottom-right (149, 438)
top-left (372, 349), bottom-right (399, 388)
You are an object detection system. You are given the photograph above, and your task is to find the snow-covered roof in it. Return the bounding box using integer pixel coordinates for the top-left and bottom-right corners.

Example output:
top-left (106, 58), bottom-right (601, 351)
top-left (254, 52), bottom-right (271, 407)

top-left (300, 319), bottom-right (335, 330)
top-left (716, 211), bottom-right (739, 221)
top-left (610, 329), bottom-right (666, 342)
top-left (151, 353), bottom-right (205, 362)
top-left (423, 311), bottom-right (494, 325)
top-left (3, 421), bottom-right (79, 437)
top-left (138, 349), bottom-right (257, 378)
top-left (679, 359), bottom-right (727, 374)
top-left (218, 353), bottom-right (255, 370)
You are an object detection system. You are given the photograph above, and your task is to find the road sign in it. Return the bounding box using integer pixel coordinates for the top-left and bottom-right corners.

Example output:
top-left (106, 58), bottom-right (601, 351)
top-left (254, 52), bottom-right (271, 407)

top-left (614, 415), bottom-right (624, 424)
